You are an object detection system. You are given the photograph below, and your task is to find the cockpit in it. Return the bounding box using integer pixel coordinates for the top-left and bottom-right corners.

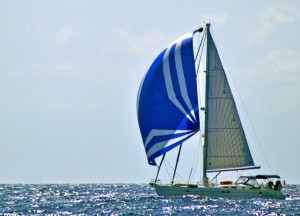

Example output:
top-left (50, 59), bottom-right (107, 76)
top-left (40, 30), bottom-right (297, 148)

top-left (236, 175), bottom-right (282, 190)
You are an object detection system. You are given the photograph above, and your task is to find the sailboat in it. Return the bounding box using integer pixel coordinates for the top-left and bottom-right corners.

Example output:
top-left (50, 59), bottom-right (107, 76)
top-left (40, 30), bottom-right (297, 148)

top-left (137, 24), bottom-right (285, 199)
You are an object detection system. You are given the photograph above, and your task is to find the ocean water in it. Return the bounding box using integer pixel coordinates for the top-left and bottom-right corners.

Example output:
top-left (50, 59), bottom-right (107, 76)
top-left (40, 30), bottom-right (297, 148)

top-left (0, 184), bottom-right (299, 215)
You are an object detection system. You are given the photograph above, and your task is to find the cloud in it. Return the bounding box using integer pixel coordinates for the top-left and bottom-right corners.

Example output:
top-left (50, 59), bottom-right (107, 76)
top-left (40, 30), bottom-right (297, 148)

top-left (33, 60), bottom-right (104, 85)
top-left (264, 49), bottom-right (300, 83)
top-left (52, 27), bottom-right (75, 44)
top-left (253, 4), bottom-right (298, 41)
top-left (250, 48), bottom-right (300, 116)
top-left (201, 13), bottom-right (232, 28)
top-left (109, 26), bottom-right (164, 56)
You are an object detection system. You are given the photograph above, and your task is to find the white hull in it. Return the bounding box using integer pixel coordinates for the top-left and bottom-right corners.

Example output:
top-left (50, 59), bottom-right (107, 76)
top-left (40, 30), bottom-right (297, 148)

top-left (152, 184), bottom-right (285, 199)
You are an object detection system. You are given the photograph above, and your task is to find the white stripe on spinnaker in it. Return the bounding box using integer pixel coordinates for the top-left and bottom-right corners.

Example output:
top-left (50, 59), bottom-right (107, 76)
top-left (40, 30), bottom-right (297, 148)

top-left (146, 131), bottom-right (196, 159)
top-left (163, 43), bottom-right (194, 123)
top-left (144, 129), bottom-right (192, 149)
top-left (174, 36), bottom-right (197, 123)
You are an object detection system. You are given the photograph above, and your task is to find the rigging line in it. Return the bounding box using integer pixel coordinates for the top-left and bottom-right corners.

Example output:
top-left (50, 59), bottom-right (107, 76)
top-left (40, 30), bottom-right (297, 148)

top-left (225, 171), bottom-right (237, 179)
top-left (187, 168), bottom-right (193, 184)
top-left (196, 32), bottom-right (207, 76)
top-left (164, 159), bottom-right (172, 180)
top-left (239, 170), bottom-right (245, 179)
top-left (218, 171), bottom-right (238, 181)
top-left (209, 27), bottom-right (272, 172)
top-left (199, 136), bottom-right (204, 181)
top-left (165, 157), bottom-right (185, 183)
top-left (195, 30), bottom-right (207, 118)
top-left (192, 134), bottom-right (202, 164)
top-left (176, 172), bottom-right (185, 183)
top-left (198, 59), bottom-right (205, 182)
top-left (194, 30), bottom-right (205, 62)
top-left (190, 135), bottom-right (202, 181)
top-left (196, 34), bottom-right (206, 132)
top-left (194, 35), bottom-right (205, 182)
top-left (210, 172), bottom-right (221, 183)
top-left (191, 142), bottom-right (201, 179)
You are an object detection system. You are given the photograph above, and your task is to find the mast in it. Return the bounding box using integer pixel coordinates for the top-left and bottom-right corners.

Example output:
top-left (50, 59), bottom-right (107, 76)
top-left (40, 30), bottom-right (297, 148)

top-left (202, 23), bottom-right (210, 186)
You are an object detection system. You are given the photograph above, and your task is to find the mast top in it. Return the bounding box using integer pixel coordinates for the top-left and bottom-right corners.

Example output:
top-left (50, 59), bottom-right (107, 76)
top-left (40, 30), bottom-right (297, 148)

top-left (206, 23), bottom-right (210, 31)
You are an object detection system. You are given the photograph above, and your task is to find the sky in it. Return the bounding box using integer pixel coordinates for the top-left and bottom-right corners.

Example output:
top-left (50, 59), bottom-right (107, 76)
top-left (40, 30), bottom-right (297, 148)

top-left (0, 1), bottom-right (300, 184)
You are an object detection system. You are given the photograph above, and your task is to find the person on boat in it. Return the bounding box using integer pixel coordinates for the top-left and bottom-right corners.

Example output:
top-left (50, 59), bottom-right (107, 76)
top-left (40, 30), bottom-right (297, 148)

top-left (267, 181), bottom-right (274, 189)
top-left (274, 180), bottom-right (282, 190)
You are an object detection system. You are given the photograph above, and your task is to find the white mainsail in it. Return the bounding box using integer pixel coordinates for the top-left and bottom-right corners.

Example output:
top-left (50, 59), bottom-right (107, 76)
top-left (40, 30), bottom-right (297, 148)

top-left (203, 27), bottom-right (258, 173)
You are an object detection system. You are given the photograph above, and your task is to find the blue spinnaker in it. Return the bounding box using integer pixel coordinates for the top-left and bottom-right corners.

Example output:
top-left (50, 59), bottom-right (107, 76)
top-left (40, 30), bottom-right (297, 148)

top-left (137, 32), bottom-right (200, 165)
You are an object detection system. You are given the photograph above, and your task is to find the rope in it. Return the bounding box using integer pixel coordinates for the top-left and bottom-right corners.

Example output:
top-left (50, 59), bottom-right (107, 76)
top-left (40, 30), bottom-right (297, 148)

top-left (195, 33), bottom-right (206, 76)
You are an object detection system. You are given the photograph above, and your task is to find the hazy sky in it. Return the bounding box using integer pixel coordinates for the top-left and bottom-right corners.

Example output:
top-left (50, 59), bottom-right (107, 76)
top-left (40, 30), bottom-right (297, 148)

top-left (1, 1), bottom-right (300, 184)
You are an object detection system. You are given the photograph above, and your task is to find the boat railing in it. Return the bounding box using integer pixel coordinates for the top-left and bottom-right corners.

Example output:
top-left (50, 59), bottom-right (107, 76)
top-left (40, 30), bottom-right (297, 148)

top-left (149, 179), bottom-right (200, 187)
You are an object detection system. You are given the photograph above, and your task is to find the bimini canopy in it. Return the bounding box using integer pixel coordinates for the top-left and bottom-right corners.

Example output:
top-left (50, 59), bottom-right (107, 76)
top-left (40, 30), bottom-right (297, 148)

top-left (240, 175), bottom-right (281, 180)
top-left (137, 32), bottom-right (200, 165)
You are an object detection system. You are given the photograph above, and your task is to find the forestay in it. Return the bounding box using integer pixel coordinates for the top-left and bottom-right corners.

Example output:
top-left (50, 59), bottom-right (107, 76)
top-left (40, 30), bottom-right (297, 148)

top-left (137, 32), bottom-right (200, 166)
